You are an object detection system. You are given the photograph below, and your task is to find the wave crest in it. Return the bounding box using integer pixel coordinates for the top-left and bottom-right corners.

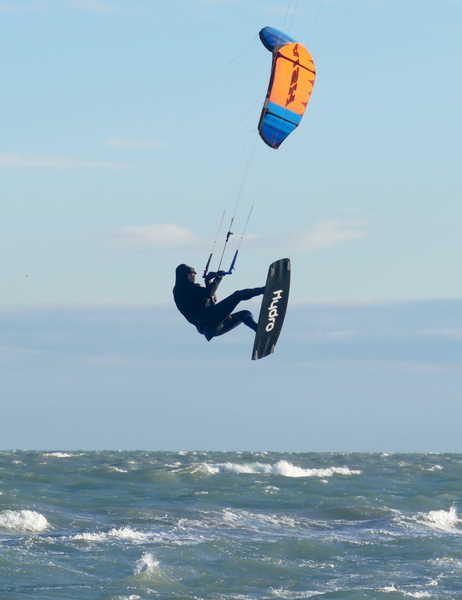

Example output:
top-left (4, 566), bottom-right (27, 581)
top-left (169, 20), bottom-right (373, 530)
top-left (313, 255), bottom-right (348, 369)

top-left (198, 460), bottom-right (360, 478)
top-left (73, 527), bottom-right (148, 542)
top-left (134, 552), bottom-right (160, 576)
top-left (42, 452), bottom-right (75, 458)
top-left (420, 506), bottom-right (461, 533)
top-left (0, 509), bottom-right (49, 532)
top-left (380, 586), bottom-right (431, 598)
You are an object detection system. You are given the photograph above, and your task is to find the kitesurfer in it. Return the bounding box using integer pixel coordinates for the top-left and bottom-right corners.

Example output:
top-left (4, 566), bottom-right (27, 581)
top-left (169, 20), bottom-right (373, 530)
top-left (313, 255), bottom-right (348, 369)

top-left (173, 264), bottom-right (264, 341)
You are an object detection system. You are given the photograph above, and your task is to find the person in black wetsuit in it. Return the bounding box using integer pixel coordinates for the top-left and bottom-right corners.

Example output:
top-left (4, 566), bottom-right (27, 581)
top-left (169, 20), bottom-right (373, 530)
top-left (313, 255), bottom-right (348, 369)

top-left (173, 264), bottom-right (265, 341)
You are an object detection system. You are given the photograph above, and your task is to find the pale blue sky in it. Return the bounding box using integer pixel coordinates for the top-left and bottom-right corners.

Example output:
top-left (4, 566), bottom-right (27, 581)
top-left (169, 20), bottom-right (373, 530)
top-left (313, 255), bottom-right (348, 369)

top-left (1, 0), bottom-right (461, 305)
top-left (1, 0), bottom-right (462, 450)
top-left (2, 300), bottom-right (462, 451)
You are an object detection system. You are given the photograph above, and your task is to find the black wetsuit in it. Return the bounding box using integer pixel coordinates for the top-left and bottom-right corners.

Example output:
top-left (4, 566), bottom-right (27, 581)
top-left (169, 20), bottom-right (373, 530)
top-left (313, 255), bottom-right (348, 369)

top-left (173, 264), bottom-right (264, 341)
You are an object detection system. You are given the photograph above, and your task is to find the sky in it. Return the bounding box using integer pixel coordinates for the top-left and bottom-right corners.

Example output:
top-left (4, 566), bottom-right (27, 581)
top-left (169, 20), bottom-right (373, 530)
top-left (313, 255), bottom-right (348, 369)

top-left (1, 0), bottom-right (462, 451)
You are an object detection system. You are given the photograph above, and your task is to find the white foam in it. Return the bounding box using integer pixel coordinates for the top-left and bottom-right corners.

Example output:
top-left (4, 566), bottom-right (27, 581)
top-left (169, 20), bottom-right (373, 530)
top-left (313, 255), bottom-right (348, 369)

top-left (425, 464), bottom-right (443, 472)
top-left (381, 585), bottom-right (398, 592)
top-left (220, 462), bottom-right (266, 474)
top-left (222, 509), bottom-right (241, 525)
top-left (252, 512), bottom-right (297, 528)
top-left (217, 508), bottom-right (300, 532)
top-left (420, 506), bottom-right (461, 533)
top-left (381, 586), bottom-right (430, 598)
top-left (73, 527), bottom-right (148, 542)
top-left (192, 463), bottom-right (219, 475)
top-left (42, 452), bottom-right (74, 458)
top-left (273, 463), bottom-right (361, 478)
top-left (134, 552), bottom-right (160, 576)
top-left (177, 508), bottom-right (297, 534)
top-left (271, 589), bottom-right (322, 598)
top-left (72, 526), bottom-right (203, 547)
top-left (108, 466), bottom-right (128, 473)
top-left (201, 460), bottom-right (360, 478)
top-left (0, 509), bottom-right (49, 532)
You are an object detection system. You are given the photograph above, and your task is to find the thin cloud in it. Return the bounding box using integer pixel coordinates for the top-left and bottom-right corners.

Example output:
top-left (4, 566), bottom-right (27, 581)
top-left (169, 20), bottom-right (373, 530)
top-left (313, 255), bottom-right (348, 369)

top-left (0, 153), bottom-right (127, 169)
top-left (106, 138), bottom-right (163, 150)
top-left (246, 221), bottom-right (366, 251)
top-left (117, 224), bottom-right (200, 248)
top-left (297, 220), bottom-right (367, 250)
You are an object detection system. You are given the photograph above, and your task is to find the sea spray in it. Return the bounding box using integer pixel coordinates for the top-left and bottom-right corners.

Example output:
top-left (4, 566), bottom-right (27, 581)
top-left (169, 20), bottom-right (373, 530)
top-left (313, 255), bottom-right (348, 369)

top-left (134, 552), bottom-right (160, 576)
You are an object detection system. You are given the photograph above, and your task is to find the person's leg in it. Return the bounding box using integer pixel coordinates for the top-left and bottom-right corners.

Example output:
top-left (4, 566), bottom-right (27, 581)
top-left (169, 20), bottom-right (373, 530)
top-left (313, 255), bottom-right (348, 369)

top-left (241, 310), bottom-right (258, 331)
top-left (200, 287), bottom-right (264, 341)
top-left (206, 287), bottom-right (264, 328)
top-left (210, 310), bottom-right (258, 339)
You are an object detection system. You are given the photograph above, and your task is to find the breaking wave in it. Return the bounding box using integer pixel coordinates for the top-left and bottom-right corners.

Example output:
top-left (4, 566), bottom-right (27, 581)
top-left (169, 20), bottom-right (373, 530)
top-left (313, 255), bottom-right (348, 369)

top-left (72, 526), bottom-right (149, 543)
top-left (0, 509), bottom-right (49, 532)
top-left (132, 552), bottom-right (178, 587)
top-left (221, 508), bottom-right (298, 529)
top-left (71, 526), bottom-right (205, 547)
top-left (395, 506), bottom-right (462, 534)
top-left (425, 464), bottom-right (443, 472)
top-left (134, 552), bottom-right (160, 575)
top-left (42, 452), bottom-right (75, 458)
top-left (418, 506), bottom-right (461, 533)
top-left (380, 586), bottom-right (431, 598)
top-left (107, 466), bottom-right (128, 473)
top-left (271, 589), bottom-right (322, 598)
top-left (196, 460), bottom-right (361, 478)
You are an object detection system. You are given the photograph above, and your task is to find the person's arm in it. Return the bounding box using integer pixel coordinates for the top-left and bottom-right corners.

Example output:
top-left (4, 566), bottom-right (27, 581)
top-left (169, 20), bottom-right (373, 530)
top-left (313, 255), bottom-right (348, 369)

top-left (205, 271), bottom-right (225, 297)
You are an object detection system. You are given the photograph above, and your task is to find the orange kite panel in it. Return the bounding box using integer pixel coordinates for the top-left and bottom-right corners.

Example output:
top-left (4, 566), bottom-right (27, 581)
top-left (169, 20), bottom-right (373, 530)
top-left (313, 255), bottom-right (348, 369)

top-left (268, 43), bottom-right (316, 117)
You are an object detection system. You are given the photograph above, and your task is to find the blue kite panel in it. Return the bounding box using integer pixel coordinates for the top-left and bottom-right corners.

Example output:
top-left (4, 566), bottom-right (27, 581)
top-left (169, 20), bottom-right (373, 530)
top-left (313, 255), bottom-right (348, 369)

top-left (259, 26), bottom-right (295, 53)
top-left (259, 111), bottom-right (297, 148)
top-left (266, 101), bottom-right (302, 125)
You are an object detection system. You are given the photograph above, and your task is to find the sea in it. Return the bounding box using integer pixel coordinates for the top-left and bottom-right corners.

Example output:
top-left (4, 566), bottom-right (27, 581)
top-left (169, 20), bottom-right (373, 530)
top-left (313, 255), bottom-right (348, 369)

top-left (1, 451), bottom-right (462, 600)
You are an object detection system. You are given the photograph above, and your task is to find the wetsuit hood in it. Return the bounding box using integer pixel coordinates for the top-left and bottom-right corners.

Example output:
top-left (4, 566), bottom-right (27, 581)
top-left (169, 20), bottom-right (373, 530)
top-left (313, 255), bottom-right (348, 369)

top-left (175, 264), bottom-right (196, 285)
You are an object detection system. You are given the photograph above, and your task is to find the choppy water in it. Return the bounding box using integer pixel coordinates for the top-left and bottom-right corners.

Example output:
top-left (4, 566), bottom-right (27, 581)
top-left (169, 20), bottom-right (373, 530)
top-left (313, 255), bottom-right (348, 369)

top-left (1, 452), bottom-right (462, 599)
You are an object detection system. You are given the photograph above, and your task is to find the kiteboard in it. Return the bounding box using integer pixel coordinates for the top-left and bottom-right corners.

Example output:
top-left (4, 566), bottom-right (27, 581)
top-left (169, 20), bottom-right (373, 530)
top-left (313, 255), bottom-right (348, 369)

top-left (251, 258), bottom-right (290, 360)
